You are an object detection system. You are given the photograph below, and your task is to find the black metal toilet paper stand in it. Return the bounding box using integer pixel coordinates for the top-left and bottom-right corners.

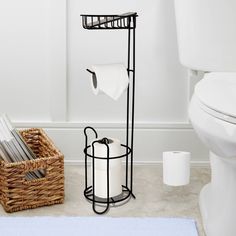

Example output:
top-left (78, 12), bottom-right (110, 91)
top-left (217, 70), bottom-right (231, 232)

top-left (81, 12), bottom-right (137, 214)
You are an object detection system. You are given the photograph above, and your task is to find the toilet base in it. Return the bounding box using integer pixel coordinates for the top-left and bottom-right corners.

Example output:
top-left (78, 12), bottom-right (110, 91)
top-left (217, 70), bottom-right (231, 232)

top-left (199, 183), bottom-right (210, 234)
top-left (199, 152), bottom-right (236, 236)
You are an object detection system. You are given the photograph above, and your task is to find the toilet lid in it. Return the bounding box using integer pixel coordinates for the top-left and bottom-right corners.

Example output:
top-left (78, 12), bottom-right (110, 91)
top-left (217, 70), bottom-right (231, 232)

top-left (195, 72), bottom-right (236, 118)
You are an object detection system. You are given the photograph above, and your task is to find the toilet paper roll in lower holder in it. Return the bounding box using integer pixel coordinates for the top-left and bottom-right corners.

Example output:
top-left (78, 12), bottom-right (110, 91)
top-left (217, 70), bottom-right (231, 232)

top-left (83, 126), bottom-right (136, 214)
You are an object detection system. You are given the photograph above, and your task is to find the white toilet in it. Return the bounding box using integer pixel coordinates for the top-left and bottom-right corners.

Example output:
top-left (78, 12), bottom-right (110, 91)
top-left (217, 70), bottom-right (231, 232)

top-left (174, 1), bottom-right (236, 236)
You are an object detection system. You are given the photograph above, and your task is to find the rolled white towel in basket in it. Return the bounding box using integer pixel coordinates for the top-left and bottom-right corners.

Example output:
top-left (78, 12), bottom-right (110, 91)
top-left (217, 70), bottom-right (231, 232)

top-left (90, 63), bottom-right (129, 100)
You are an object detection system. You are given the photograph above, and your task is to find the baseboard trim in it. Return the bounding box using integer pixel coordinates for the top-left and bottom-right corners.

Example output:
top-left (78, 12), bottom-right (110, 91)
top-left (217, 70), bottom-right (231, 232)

top-left (13, 121), bottom-right (192, 130)
top-left (65, 160), bottom-right (210, 167)
top-left (13, 121), bottom-right (208, 163)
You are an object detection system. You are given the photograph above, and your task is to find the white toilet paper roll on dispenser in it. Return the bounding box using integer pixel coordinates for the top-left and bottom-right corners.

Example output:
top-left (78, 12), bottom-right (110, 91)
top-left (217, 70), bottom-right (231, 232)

top-left (87, 63), bottom-right (129, 100)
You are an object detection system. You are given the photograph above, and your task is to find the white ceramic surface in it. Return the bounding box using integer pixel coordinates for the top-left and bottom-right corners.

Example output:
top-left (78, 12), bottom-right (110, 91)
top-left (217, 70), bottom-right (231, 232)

top-left (189, 94), bottom-right (236, 158)
top-left (190, 93), bottom-right (236, 236)
top-left (195, 73), bottom-right (236, 117)
top-left (174, 0), bottom-right (236, 71)
top-left (175, 1), bottom-right (236, 234)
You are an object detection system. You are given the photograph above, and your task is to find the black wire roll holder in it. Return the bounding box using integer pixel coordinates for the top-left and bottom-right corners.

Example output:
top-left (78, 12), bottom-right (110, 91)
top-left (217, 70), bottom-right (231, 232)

top-left (81, 12), bottom-right (137, 214)
top-left (81, 12), bottom-right (137, 30)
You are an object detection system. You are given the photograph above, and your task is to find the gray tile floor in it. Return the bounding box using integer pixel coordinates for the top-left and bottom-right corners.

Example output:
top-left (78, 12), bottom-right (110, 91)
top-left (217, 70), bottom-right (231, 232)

top-left (0, 165), bottom-right (210, 236)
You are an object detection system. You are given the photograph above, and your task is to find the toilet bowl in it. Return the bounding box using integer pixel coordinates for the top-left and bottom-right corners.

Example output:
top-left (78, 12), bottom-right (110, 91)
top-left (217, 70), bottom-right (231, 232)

top-left (174, 1), bottom-right (236, 235)
top-left (189, 72), bottom-right (236, 236)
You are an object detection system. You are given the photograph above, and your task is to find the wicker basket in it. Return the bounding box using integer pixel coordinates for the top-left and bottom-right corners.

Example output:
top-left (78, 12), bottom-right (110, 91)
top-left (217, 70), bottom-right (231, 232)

top-left (0, 128), bottom-right (64, 213)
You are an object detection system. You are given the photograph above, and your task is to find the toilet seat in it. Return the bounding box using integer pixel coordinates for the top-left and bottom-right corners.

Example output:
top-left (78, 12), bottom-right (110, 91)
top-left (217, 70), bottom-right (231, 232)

top-left (196, 98), bottom-right (236, 124)
top-left (195, 72), bottom-right (236, 124)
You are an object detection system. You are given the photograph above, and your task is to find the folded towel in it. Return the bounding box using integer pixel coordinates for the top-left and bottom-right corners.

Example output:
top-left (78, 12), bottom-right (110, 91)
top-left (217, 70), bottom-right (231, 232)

top-left (90, 63), bottom-right (129, 100)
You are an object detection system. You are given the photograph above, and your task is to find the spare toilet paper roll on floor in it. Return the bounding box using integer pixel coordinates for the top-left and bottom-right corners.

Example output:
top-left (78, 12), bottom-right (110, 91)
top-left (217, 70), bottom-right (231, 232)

top-left (91, 138), bottom-right (122, 198)
top-left (163, 151), bottom-right (191, 186)
top-left (90, 63), bottom-right (129, 100)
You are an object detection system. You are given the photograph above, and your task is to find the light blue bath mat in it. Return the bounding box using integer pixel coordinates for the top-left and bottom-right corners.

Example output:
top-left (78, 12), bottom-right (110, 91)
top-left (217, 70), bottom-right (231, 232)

top-left (0, 217), bottom-right (198, 236)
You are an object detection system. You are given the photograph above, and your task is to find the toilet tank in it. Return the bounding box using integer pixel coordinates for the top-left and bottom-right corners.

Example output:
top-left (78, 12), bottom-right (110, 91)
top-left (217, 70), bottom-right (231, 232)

top-left (174, 0), bottom-right (236, 72)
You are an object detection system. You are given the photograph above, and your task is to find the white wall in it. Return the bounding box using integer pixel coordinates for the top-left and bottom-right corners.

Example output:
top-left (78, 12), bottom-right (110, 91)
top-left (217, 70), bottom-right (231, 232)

top-left (0, 0), bottom-right (208, 163)
top-left (0, 0), bottom-right (52, 121)
top-left (0, 0), bottom-right (67, 122)
top-left (68, 0), bottom-right (189, 123)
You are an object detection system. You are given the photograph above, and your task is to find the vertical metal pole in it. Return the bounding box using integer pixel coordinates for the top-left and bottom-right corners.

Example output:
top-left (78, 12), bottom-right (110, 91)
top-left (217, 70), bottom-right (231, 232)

top-left (85, 137), bottom-right (88, 189)
top-left (126, 23), bottom-right (131, 187)
top-left (92, 143), bottom-right (96, 210)
top-left (130, 18), bottom-right (136, 196)
top-left (106, 143), bottom-right (110, 211)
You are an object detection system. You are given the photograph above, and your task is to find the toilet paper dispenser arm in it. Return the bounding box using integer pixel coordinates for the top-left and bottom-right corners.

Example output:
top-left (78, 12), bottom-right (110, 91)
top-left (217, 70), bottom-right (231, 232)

top-left (86, 68), bottom-right (133, 76)
top-left (86, 69), bottom-right (95, 75)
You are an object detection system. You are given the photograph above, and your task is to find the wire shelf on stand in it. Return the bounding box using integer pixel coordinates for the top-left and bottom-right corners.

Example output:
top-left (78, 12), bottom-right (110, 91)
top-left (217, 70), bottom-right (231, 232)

top-left (81, 12), bottom-right (137, 30)
top-left (81, 12), bottom-right (137, 214)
